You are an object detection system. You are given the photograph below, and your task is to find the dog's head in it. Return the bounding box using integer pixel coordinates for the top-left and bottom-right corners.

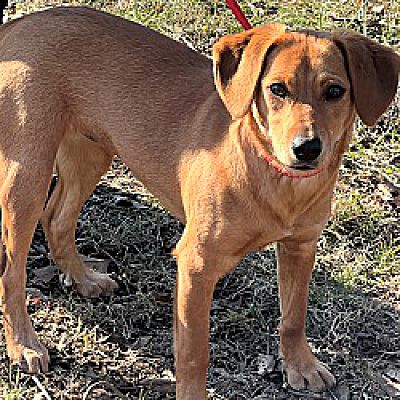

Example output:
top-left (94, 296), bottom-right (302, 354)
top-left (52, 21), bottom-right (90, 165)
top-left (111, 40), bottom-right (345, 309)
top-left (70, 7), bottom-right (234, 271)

top-left (213, 25), bottom-right (400, 173)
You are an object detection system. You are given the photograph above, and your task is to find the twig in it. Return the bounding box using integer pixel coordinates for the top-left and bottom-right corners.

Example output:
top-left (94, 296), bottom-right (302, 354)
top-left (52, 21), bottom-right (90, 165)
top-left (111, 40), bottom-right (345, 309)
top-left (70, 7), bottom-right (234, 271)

top-left (31, 375), bottom-right (52, 400)
top-left (82, 380), bottom-right (128, 400)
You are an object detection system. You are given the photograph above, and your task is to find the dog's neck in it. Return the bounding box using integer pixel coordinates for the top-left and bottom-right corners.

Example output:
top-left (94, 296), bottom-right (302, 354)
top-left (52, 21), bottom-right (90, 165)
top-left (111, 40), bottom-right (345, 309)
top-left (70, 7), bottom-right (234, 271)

top-left (225, 111), bottom-right (347, 225)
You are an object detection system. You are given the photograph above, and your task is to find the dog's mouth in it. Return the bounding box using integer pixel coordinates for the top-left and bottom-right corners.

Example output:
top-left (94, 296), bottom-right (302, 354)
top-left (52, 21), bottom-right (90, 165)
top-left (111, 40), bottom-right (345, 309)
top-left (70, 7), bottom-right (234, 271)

top-left (290, 164), bottom-right (316, 171)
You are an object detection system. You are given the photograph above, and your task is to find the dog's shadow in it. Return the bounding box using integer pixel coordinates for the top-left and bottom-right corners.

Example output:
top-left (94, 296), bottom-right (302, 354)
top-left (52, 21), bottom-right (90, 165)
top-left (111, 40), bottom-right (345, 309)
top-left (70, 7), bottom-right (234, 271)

top-left (4, 174), bottom-right (398, 400)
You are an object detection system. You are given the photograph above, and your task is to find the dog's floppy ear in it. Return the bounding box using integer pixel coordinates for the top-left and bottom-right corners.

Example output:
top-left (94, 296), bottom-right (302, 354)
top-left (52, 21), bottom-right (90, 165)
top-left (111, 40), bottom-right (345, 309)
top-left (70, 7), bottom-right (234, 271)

top-left (213, 24), bottom-right (286, 120)
top-left (334, 32), bottom-right (400, 126)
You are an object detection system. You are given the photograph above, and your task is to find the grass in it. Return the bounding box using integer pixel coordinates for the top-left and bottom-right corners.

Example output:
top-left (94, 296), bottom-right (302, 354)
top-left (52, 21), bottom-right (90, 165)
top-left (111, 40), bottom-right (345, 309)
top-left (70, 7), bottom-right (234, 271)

top-left (1, 0), bottom-right (399, 399)
top-left (0, 369), bottom-right (34, 400)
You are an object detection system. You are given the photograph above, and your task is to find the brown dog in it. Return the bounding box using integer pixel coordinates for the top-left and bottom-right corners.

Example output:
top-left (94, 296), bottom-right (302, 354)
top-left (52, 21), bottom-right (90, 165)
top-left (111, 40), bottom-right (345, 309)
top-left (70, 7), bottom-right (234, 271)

top-left (0, 6), bottom-right (398, 399)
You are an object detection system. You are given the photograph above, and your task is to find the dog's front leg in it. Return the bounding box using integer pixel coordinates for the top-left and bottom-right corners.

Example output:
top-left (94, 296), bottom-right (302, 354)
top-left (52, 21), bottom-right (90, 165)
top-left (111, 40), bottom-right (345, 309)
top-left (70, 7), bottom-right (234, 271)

top-left (174, 249), bottom-right (216, 400)
top-left (174, 233), bottom-right (236, 400)
top-left (276, 238), bottom-right (336, 392)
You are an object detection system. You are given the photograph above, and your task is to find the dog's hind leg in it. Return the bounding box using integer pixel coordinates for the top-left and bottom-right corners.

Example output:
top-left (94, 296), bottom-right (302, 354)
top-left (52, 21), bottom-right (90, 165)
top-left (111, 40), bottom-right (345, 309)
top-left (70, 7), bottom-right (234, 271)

top-left (0, 159), bottom-right (54, 373)
top-left (41, 131), bottom-right (116, 298)
top-left (0, 63), bottom-right (67, 371)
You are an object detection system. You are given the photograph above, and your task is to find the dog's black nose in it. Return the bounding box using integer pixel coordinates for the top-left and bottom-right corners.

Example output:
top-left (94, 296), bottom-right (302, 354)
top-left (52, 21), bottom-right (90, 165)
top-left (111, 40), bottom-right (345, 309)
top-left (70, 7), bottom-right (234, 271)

top-left (292, 137), bottom-right (322, 162)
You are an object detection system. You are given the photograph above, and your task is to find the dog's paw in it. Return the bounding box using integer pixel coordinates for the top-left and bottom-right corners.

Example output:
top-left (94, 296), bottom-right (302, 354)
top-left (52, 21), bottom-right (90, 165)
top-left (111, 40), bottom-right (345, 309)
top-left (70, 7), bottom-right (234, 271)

top-left (281, 342), bottom-right (336, 392)
top-left (70, 269), bottom-right (118, 298)
top-left (284, 356), bottom-right (336, 392)
top-left (10, 341), bottom-right (49, 374)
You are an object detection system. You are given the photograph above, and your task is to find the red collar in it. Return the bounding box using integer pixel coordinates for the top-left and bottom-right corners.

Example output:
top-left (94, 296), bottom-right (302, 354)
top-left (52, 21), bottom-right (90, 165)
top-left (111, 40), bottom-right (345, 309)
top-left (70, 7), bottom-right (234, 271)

top-left (263, 151), bottom-right (324, 179)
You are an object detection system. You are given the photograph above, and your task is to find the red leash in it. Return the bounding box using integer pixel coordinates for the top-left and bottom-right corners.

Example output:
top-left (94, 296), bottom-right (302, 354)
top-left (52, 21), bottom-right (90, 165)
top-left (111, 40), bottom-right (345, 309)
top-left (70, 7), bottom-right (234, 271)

top-left (225, 0), bottom-right (252, 30)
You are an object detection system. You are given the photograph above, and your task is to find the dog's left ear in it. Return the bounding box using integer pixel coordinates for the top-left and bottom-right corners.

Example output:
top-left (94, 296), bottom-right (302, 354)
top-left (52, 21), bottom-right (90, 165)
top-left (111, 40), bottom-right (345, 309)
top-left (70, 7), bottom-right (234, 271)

top-left (213, 24), bottom-right (286, 120)
top-left (334, 32), bottom-right (400, 126)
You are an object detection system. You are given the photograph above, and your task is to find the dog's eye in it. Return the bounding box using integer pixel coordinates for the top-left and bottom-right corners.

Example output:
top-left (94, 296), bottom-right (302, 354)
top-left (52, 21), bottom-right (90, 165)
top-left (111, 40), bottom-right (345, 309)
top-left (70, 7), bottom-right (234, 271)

top-left (270, 83), bottom-right (288, 98)
top-left (325, 84), bottom-right (345, 101)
